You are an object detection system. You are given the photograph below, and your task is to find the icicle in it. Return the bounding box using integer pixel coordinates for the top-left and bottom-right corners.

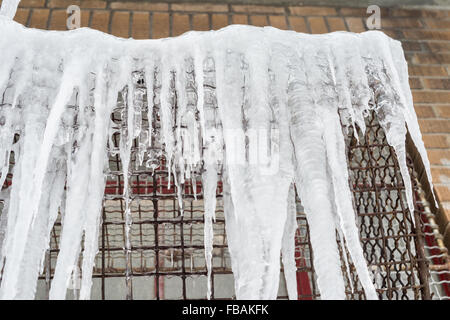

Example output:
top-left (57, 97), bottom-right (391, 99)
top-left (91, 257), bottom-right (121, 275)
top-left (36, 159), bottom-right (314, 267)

top-left (361, 41), bottom-right (415, 224)
top-left (202, 164), bottom-right (217, 300)
top-left (0, 107), bottom-right (19, 190)
top-left (159, 47), bottom-right (176, 190)
top-left (336, 227), bottom-right (354, 294)
top-left (322, 107), bottom-right (377, 299)
top-left (330, 33), bottom-right (371, 136)
top-left (49, 137), bottom-right (92, 298)
top-left (386, 38), bottom-right (436, 206)
top-left (49, 100), bottom-right (94, 299)
top-left (79, 64), bottom-right (113, 300)
top-left (281, 184), bottom-right (298, 300)
top-left (1, 59), bottom-right (73, 299)
top-left (0, 20), bottom-right (433, 301)
top-left (286, 44), bottom-right (346, 299)
top-left (28, 70), bottom-right (77, 226)
top-left (17, 159), bottom-right (66, 299)
top-left (145, 62), bottom-right (155, 148)
top-left (0, 0), bottom-right (20, 19)
top-left (118, 62), bottom-right (135, 300)
top-left (48, 60), bottom-right (102, 299)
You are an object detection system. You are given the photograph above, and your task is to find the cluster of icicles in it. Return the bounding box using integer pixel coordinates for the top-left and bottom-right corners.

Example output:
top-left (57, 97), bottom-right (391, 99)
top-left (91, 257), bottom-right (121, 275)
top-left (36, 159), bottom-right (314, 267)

top-left (0, 11), bottom-right (436, 300)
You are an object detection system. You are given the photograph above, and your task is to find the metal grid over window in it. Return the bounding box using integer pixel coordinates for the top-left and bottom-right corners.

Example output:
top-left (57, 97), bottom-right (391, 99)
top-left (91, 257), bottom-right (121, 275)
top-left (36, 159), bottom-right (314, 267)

top-left (1, 69), bottom-right (448, 300)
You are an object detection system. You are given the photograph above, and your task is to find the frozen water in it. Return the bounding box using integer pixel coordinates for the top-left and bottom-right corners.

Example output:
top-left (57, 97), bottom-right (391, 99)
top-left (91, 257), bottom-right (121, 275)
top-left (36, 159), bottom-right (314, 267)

top-left (0, 0), bottom-right (20, 19)
top-left (0, 10), bottom-right (435, 300)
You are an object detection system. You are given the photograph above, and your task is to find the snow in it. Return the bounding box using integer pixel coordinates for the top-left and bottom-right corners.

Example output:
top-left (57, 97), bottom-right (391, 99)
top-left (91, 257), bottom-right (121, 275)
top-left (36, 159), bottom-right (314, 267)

top-left (0, 9), bottom-right (435, 300)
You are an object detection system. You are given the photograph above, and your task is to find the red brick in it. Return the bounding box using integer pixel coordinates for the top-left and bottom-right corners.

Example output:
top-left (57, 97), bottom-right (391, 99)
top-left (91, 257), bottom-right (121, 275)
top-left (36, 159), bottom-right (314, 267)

top-left (172, 3), bottom-right (227, 13)
top-left (172, 13), bottom-right (189, 37)
top-left (192, 13), bottom-right (210, 31)
top-left (423, 79), bottom-right (450, 90)
top-left (233, 5), bottom-right (284, 14)
top-left (250, 15), bottom-right (268, 27)
top-left (47, 0), bottom-right (106, 9)
top-left (431, 167), bottom-right (450, 182)
top-left (90, 10), bottom-right (109, 33)
top-left (80, 9), bottom-right (89, 27)
top-left (212, 14), bottom-right (228, 30)
top-left (49, 9), bottom-right (67, 30)
top-left (415, 105), bottom-right (435, 118)
top-left (152, 12), bottom-right (169, 39)
top-left (424, 19), bottom-right (450, 29)
top-left (420, 9), bottom-right (449, 19)
top-left (409, 78), bottom-right (423, 90)
top-left (436, 185), bottom-right (450, 202)
top-left (380, 29), bottom-right (398, 39)
top-left (111, 11), bottom-right (130, 38)
top-left (14, 8), bottom-right (30, 25)
top-left (345, 17), bottom-right (366, 32)
top-left (442, 205), bottom-right (450, 222)
top-left (419, 119), bottom-right (450, 133)
top-left (426, 42), bottom-right (450, 52)
top-left (308, 16), bottom-right (327, 34)
top-left (404, 53), bottom-right (415, 64)
top-left (389, 8), bottom-right (447, 19)
top-left (413, 53), bottom-right (450, 64)
top-left (408, 65), bottom-right (448, 77)
top-left (29, 8), bottom-right (50, 29)
top-left (427, 149), bottom-right (450, 165)
top-left (424, 135), bottom-right (450, 149)
top-left (403, 30), bottom-right (450, 41)
top-left (232, 14), bottom-right (248, 25)
top-left (401, 41), bottom-right (423, 52)
top-left (381, 18), bottom-right (423, 28)
top-left (413, 91), bottom-right (450, 104)
top-left (269, 15), bottom-right (287, 30)
top-left (18, 0), bottom-right (45, 8)
top-left (289, 6), bottom-right (336, 16)
top-left (436, 106), bottom-right (450, 118)
top-left (132, 12), bottom-right (150, 39)
top-left (339, 7), bottom-right (389, 17)
top-left (327, 17), bottom-right (346, 32)
top-left (110, 2), bottom-right (167, 11)
top-left (339, 8), bottom-right (367, 16)
top-left (441, 205), bottom-right (450, 225)
top-left (289, 16), bottom-right (307, 33)
top-left (81, 10), bottom-right (91, 28)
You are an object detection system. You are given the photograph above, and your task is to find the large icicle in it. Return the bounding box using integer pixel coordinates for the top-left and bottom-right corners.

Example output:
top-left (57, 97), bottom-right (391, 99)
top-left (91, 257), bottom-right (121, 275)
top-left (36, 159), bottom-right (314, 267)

top-left (0, 18), bottom-right (434, 301)
top-left (308, 42), bottom-right (377, 299)
top-left (286, 47), bottom-right (346, 299)
top-left (359, 33), bottom-right (415, 223)
top-left (322, 105), bottom-right (377, 299)
top-left (201, 53), bottom-right (222, 300)
top-left (79, 65), bottom-right (114, 300)
top-left (387, 37), bottom-right (436, 206)
top-left (49, 86), bottom-right (95, 299)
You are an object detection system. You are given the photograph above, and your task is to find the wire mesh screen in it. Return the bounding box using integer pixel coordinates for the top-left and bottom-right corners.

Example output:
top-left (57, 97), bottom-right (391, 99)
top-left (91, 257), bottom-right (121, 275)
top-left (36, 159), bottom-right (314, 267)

top-left (1, 68), bottom-right (448, 300)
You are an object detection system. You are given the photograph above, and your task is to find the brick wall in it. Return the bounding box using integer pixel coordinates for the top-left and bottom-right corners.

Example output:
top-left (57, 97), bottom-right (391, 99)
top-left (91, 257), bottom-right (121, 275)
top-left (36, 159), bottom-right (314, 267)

top-left (2, 0), bottom-right (450, 246)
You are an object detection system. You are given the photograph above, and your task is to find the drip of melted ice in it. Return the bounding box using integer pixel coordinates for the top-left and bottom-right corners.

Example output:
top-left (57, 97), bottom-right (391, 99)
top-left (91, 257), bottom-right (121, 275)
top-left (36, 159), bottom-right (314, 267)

top-left (0, 15), bottom-right (435, 300)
